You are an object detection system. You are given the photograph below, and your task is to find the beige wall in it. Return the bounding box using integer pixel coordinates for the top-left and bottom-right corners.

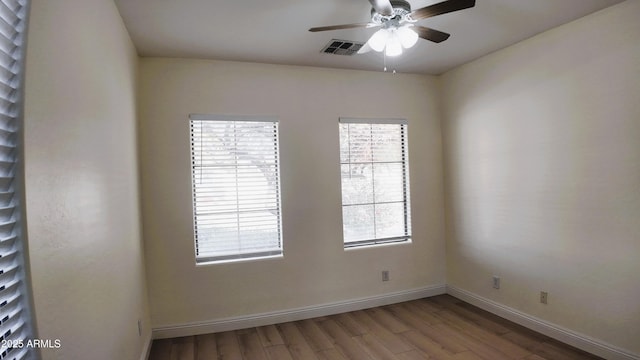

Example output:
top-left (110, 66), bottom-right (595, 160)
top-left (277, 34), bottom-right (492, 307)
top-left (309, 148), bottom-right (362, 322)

top-left (138, 58), bottom-right (446, 327)
top-left (441, 0), bottom-right (640, 354)
top-left (24, 0), bottom-right (150, 359)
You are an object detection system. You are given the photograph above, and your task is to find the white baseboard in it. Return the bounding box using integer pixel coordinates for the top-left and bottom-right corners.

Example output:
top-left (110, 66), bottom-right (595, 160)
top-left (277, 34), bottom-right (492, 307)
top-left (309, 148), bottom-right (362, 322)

top-left (152, 284), bottom-right (446, 339)
top-left (139, 332), bottom-right (152, 360)
top-left (447, 285), bottom-right (639, 360)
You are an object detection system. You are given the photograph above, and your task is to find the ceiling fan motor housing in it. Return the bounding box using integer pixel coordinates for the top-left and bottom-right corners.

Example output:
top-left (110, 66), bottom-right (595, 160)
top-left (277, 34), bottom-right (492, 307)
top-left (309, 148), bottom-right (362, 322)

top-left (390, 0), bottom-right (411, 12)
top-left (371, 0), bottom-right (412, 25)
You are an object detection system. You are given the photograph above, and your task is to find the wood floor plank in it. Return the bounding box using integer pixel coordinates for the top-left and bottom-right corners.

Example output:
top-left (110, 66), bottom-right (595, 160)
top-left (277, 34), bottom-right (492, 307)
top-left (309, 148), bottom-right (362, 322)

top-left (395, 349), bottom-right (431, 360)
top-left (545, 340), bottom-right (602, 359)
top-left (297, 318), bottom-right (335, 351)
top-left (435, 309), bottom-right (531, 358)
top-left (366, 307), bottom-right (411, 334)
top-left (149, 338), bottom-right (173, 360)
top-left (534, 341), bottom-right (599, 360)
top-left (237, 328), bottom-right (268, 360)
top-left (455, 302), bottom-right (554, 344)
top-left (415, 324), bottom-right (468, 354)
top-left (442, 301), bottom-right (511, 335)
top-left (453, 351), bottom-right (485, 360)
top-left (415, 297), bottom-right (445, 313)
top-left (432, 323), bottom-right (512, 360)
top-left (455, 302), bottom-right (541, 337)
top-left (265, 344), bottom-right (294, 360)
top-left (533, 342), bottom-right (577, 360)
top-left (257, 324), bottom-right (285, 347)
top-left (171, 337), bottom-right (195, 360)
top-left (502, 330), bottom-right (544, 352)
top-left (386, 303), bottom-right (435, 334)
top-left (316, 348), bottom-right (349, 360)
top-left (316, 318), bottom-right (373, 360)
top-left (277, 321), bottom-right (319, 360)
top-left (349, 310), bottom-right (414, 354)
top-left (216, 331), bottom-right (243, 360)
top-left (525, 355), bottom-right (548, 360)
top-left (194, 334), bottom-right (218, 360)
top-left (400, 301), bottom-right (442, 325)
top-left (331, 312), bottom-right (368, 336)
top-left (387, 303), bottom-right (467, 355)
top-left (354, 333), bottom-right (398, 360)
top-left (401, 330), bottom-right (456, 360)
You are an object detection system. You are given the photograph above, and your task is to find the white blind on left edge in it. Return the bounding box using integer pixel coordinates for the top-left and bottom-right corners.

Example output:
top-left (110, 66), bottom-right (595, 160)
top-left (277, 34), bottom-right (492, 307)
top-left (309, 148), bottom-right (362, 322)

top-left (0, 0), bottom-right (34, 359)
top-left (189, 115), bottom-right (283, 263)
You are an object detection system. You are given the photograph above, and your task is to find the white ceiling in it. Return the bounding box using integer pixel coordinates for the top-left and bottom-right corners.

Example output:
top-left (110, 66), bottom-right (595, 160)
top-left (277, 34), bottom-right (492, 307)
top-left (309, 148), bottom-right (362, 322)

top-left (114, 0), bottom-right (625, 75)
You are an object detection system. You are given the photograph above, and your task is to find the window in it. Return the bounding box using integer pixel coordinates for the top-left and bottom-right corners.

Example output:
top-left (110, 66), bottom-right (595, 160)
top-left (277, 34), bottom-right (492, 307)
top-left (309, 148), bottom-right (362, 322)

top-left (0, 0), bottom-right (35, 359)
top-left (189, 114), bottom-right (283, 263)
top-left (339, 118), bottom-right (411, 247)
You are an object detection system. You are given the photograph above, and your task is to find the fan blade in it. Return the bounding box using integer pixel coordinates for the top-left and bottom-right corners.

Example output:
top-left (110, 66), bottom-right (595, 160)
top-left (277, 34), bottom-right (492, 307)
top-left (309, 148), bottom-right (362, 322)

top-left (411, 0), bottom-right (475, 20)
top-left (309, 23), bottom-right (370, 32)
top-left (414, 26), bottom-right (450, 43)
top-left (368, 0), bottom-right (394, 16)
top-left (357, 42), bottom-right (373, 54)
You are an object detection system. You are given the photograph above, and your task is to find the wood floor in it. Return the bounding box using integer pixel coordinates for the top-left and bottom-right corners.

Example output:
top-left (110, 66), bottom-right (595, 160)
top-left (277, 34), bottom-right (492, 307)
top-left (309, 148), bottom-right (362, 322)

top-left (148, 295), bottom-right (601, 360)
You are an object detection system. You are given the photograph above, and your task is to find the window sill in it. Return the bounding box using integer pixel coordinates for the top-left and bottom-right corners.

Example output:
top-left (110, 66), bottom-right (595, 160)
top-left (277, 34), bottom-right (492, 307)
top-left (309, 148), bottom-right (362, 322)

top-left (195, 253), bottom-right (283, 266)
top-left (344, 239), bottom-right (412, 251)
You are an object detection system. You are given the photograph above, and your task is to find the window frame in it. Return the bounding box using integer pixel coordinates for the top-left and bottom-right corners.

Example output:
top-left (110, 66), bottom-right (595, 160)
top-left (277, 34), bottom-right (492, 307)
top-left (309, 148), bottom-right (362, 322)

top-left (189, 114), bottom-right (284, 264)
top-left (338, 117), bottom-right (412, 249)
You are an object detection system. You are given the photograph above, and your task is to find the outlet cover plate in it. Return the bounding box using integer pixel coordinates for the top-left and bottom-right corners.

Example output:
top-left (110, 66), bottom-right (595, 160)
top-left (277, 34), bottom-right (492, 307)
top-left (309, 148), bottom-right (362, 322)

top-left (382, 270), bottom-right (390, 282)
top-left (540, 291), bottom-right (548, 304)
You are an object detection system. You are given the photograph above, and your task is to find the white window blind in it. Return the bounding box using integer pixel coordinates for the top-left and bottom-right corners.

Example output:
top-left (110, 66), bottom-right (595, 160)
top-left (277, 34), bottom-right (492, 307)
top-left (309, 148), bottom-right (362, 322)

top-left (189, 115), bottom-right (283, 263)
top-left (0, 0), bottom-right (33, 359)
top-left (339, 118), bottom-right (412, 247)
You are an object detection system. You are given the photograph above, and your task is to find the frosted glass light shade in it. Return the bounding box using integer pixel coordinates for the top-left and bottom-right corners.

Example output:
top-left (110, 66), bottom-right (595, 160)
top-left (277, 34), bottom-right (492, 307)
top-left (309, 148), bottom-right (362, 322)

top-left (367, 25), bottom-right (417, 56)
top-left (385, 31), bottom-right (403, 56)
top-left (368, 29), bottom-right (389, 52)
top-left (397, 26), bottom-right (418, 49)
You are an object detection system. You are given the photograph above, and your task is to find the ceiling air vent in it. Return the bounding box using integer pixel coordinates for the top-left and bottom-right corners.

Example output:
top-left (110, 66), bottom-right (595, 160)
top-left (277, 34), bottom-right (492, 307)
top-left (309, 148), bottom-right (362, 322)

top-left (321, 39), bottom-right (364, 56)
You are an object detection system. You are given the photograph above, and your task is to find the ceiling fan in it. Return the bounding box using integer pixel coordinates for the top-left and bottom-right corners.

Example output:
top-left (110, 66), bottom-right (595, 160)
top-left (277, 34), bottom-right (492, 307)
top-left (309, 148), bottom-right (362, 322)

top-left (309, 0), bottom-right (475, 56)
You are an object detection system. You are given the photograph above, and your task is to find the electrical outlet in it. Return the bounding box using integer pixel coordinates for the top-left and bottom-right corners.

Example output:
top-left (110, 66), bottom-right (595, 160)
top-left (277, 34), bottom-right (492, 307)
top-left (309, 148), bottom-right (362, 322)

top-left (540, 291), bottom-right (548, 304)
top-left (382, 270), bottom-right (390, 282)
top-left (138, 319), bottom-right (142, 337)
top-left (492, 276), bottom-right (500, 289)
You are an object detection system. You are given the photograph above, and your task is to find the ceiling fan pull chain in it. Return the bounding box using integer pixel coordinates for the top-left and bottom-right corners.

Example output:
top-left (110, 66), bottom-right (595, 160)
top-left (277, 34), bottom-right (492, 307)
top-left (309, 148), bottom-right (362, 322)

top-left (382, 52), bottom-right (397, 74)
top-left (383, 52), bottom-right (387, 72)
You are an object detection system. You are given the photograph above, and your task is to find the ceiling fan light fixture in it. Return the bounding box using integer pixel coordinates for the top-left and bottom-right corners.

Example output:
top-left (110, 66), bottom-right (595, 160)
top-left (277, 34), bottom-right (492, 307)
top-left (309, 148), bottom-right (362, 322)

top-left (309, 0), bottom-right (477, 61)
top-left (385, 31), bottom-right (403, 56)
top-left (367, 23), bottom-right (417, 57)
top-left (367, 28), bottom-right (389, 52)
